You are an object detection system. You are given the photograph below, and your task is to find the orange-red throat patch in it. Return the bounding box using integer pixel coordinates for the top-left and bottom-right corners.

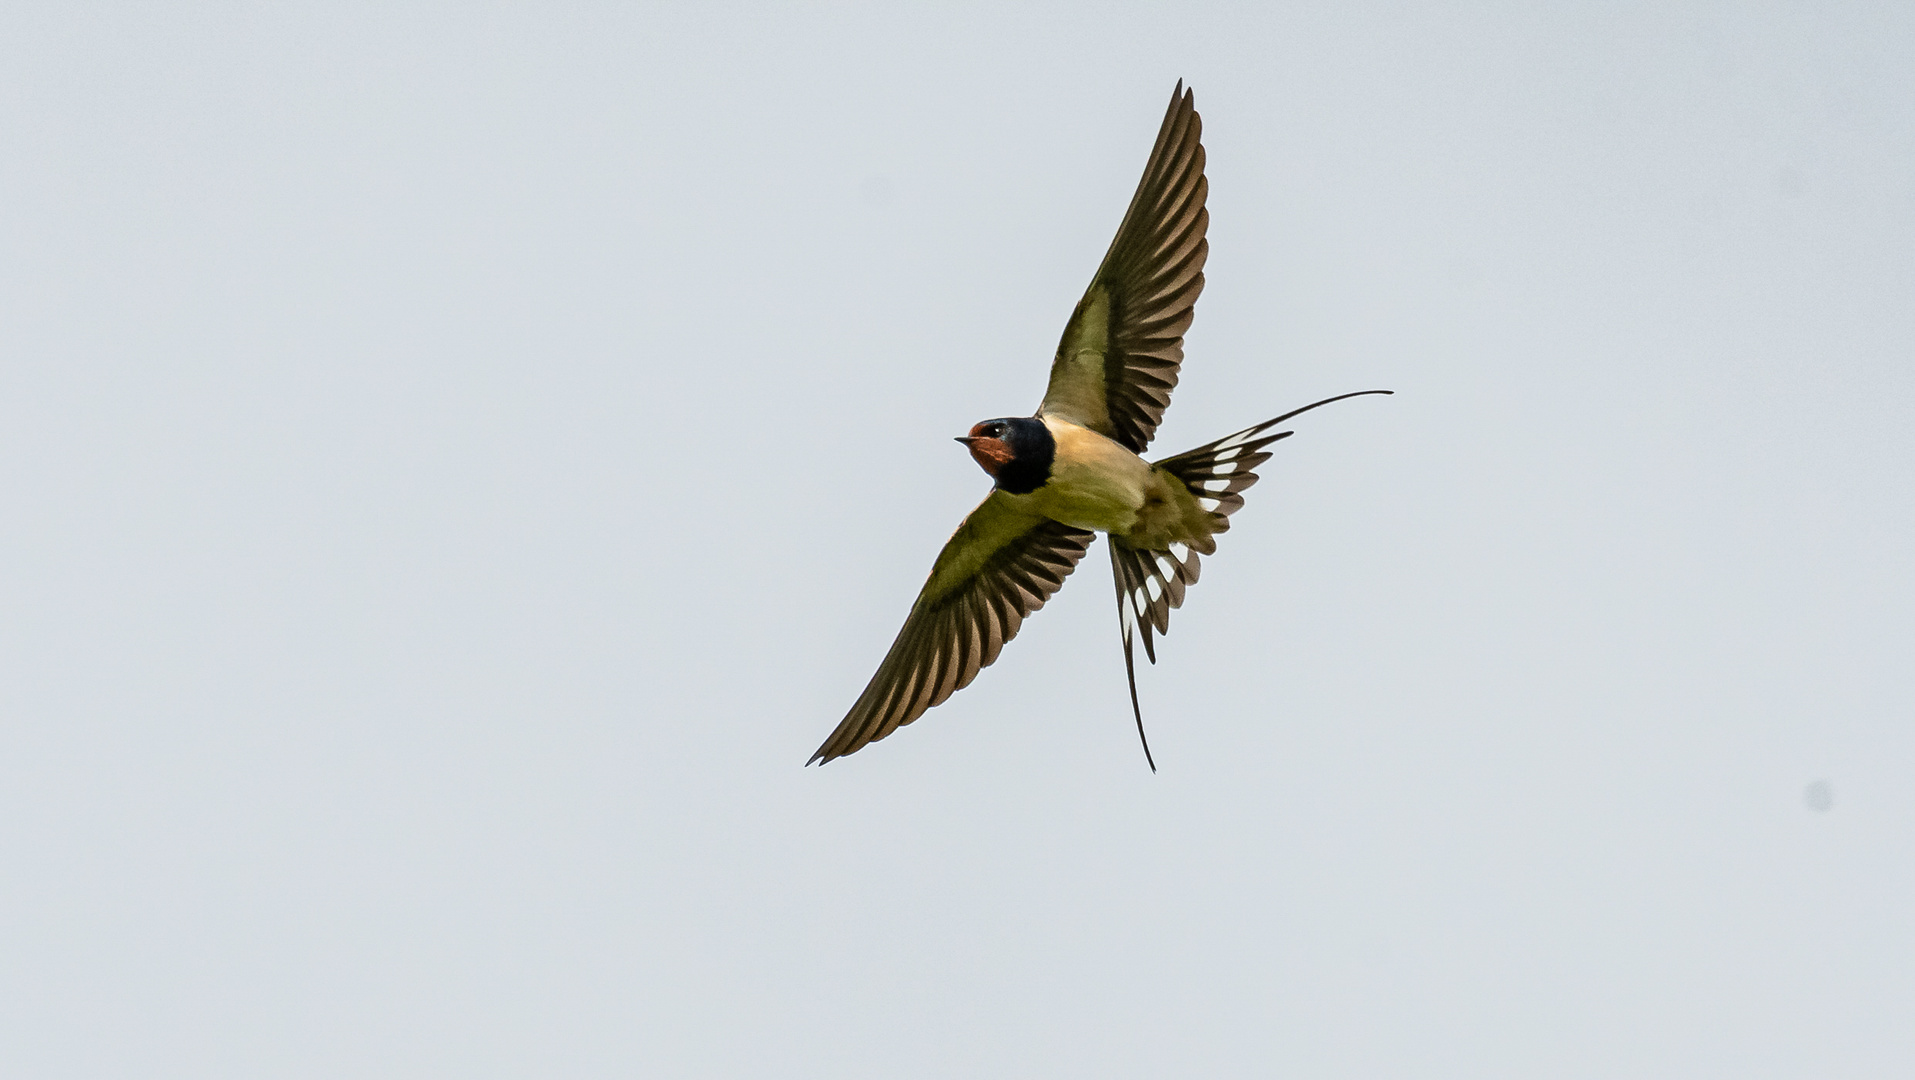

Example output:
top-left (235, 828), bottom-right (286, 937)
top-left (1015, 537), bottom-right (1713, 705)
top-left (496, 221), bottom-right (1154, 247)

top-left (963, 435), bottom-right (1014, 477)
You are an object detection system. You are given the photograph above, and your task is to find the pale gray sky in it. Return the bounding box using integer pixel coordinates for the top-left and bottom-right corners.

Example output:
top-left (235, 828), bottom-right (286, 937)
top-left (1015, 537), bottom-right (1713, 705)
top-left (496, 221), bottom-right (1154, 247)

top-left (3, 4), bottom-right (1911, 1077)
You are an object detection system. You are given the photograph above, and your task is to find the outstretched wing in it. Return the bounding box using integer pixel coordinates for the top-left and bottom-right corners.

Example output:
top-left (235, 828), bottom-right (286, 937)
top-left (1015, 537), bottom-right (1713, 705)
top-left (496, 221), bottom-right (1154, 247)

top-left (1038, 81), bottom-right (1209, 454)
top-left (810, 492), bottom-right (1096, 765)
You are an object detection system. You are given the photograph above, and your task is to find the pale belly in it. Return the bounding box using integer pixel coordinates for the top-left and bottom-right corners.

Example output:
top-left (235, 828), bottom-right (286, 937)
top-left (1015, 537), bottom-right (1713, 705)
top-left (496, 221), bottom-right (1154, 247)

top-left (1013, 416), bottom-right (1155, 533)
top-left (1006, 415), bottom-right (1217, 549)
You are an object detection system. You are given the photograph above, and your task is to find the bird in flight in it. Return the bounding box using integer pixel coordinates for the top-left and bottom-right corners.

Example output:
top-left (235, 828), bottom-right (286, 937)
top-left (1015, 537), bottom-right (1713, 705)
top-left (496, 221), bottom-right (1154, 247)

top-left (809, 82), bottom-right (1389, 769)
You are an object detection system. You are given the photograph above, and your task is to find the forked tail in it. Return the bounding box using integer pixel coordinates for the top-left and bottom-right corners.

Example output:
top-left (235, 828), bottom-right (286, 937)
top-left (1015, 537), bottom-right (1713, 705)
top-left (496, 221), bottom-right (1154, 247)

top-left (1109, 389), bottom-right (1392, 770)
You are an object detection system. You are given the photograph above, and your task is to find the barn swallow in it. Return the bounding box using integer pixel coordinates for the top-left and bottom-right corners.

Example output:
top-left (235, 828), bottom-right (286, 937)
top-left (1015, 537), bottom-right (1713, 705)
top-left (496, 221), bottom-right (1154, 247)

top-left (809, 82), bottom-right (1389, 769)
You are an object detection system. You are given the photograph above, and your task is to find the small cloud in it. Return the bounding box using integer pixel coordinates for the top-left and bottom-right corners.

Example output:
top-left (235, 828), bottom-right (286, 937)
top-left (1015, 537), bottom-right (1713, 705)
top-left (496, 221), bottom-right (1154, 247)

top-left (1804, 779), bottom-right (1833, 812)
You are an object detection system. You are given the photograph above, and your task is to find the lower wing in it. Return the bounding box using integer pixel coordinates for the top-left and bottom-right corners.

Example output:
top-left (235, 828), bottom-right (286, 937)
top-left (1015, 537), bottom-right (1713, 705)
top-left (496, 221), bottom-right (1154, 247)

top-left (810, 491), bottom-right (1096, 765)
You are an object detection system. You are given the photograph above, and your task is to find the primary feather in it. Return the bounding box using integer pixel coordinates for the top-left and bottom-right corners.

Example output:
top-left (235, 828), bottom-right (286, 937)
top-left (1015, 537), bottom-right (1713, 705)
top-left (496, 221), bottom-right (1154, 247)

top-left (1039, 82), bottom-right (1209, 453)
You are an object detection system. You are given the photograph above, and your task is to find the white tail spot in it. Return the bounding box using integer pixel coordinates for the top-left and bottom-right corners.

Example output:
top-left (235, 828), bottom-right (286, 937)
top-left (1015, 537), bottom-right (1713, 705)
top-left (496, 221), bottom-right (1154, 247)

top-left (1215, 426), bottom-right (1266, 451)
top-left (1119, 590), bottom-right (1142, 643)
top-left (1168, 542), bottom-right (1189, 562)
top-left (1202, 479), bottom-right (1231, 492)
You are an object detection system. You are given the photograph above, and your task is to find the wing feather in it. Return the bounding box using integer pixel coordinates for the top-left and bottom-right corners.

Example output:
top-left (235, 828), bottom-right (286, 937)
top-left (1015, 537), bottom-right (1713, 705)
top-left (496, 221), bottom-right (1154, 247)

top-left (1039, 82), bottom-right (1210, 453)
top-left (809, 492), bottom-right (1096, 765)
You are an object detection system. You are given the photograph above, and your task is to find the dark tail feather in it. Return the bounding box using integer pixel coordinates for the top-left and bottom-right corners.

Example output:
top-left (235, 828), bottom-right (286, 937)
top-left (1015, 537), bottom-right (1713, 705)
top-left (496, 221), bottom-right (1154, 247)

top-left (1122, 625), bottom-right (1158, 773)
top-left (1155, 390), bottom-right (1393, 504)
top-left (1111, 541), bottom-right (1190, 772)
top-left (1110, 537), bottom-right (1199, 666)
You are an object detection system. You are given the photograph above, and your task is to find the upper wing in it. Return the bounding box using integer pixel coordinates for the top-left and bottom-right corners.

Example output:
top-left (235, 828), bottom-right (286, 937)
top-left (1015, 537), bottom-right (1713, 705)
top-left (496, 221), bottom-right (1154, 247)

top-left (1038, 82), bottom-right (1209, 453)
top-left (809, 492), bottom-right (1095, 765)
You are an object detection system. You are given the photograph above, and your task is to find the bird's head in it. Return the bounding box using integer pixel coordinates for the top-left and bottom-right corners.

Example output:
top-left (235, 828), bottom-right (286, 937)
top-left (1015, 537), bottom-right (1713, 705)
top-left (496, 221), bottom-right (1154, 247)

top-left (955, 416), bottom-right (1055, 494)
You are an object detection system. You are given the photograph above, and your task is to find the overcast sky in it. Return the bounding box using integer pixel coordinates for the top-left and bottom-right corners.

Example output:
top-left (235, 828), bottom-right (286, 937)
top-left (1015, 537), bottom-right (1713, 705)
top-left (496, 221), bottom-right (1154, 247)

top-left (3, 4), bottom-right (1911, 1077)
